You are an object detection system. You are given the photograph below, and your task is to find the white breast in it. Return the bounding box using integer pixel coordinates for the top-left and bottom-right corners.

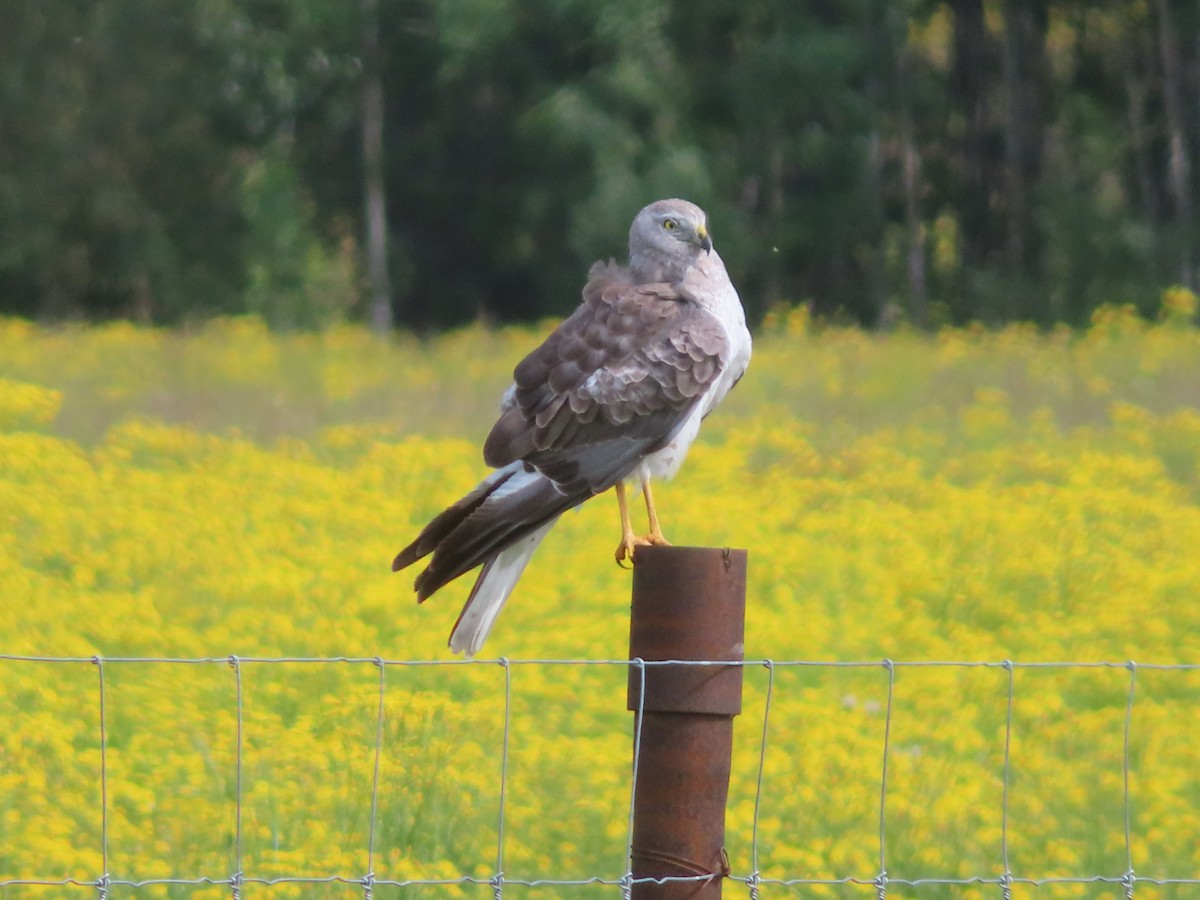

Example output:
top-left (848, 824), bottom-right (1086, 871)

top-left (639, 402), bottom-right (706, 481)
top-left (638, 250), bottom-right (751, 484)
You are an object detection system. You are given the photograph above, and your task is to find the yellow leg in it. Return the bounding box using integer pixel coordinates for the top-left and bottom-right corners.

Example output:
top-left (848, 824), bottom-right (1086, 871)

top-left (642, 479), bottom-right (671, 546)
top-left (614, 482), bottom-right (638, 565)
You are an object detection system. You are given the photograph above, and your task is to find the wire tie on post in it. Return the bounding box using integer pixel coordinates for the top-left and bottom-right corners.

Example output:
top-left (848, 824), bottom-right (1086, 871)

top-left (631, 846), bottom-right (714, 879)
top-left (619, 871), bottom-right (634, 900)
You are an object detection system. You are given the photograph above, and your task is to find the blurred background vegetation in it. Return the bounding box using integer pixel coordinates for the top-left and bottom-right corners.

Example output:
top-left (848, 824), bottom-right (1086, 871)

top-left (1, 0), bottom-right (1197, 332)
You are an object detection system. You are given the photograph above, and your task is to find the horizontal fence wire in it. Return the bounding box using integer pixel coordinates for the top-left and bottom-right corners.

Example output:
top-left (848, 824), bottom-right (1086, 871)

top-left (3, 654), bottom-right (1200, 895)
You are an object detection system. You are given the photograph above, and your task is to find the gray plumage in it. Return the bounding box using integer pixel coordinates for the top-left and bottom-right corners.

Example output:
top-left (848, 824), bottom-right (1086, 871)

top-left (393, 198), bottom-right (752, 655)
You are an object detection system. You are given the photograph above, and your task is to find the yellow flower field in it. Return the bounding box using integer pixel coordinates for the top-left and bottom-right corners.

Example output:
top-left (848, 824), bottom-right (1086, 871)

top-left (2, 301), bottom-right (1200, 898)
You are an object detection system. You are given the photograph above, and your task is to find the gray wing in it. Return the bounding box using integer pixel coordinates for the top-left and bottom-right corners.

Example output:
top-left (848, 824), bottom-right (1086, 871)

top-left (482, 260), bottom-right (731, 494)
top-left (393, 261), bottom-right (731, 602)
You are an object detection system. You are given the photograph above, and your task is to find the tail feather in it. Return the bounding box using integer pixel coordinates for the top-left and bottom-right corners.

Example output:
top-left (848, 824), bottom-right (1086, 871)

top-left (392, 468), bottom-right (515, 573)
top-left (449, 520), bottom-right (557, 656)
top-left (404, 464), bottom-right (578, 602)
top-left (393, 463), bottom-right (582, 654)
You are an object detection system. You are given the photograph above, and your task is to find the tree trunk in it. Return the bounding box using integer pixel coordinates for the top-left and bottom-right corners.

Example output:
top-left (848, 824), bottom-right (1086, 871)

top-left (1125, 69), bottom-right (1158, 230)
top-left (1001, 0), bottom-right (1049, 320)
top-left (362, 0), bottom-right (393, 332)
top-left (890, 1), bottom-right (928, 329)
top-left (901, 101), bottom-right (928, 327)
top-left (861, 3), bottom-right (890, 328)
top-left (1125, 58), bottom-right (1161, 287)
top-left (863, 128), bottom-right (891, 326)
top-left (1151, 0), bottom-right (1195, 288)
top-left (949, 0), bottom-right (1003, 311)
top-left (765, 138), bottom-right (785, 309)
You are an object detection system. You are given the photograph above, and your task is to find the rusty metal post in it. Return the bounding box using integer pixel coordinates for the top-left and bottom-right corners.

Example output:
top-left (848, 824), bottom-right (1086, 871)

top-left (627, 545), bottom-right (747, 900)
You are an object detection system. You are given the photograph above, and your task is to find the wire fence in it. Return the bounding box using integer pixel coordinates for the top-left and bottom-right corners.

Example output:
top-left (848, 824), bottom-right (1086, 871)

top-left (3, 655), bottom-right (1200, 896)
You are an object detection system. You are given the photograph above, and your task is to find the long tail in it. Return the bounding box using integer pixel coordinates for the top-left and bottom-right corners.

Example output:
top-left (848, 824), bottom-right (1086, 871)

top-left (393, 462), bottom-right (579, 653)
top-left (448, 519), bottom-right (556, 656)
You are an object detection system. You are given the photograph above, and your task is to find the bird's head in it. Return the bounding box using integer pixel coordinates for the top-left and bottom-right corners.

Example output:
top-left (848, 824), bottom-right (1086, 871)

top-left (629, 199), bottom-right (713, 279)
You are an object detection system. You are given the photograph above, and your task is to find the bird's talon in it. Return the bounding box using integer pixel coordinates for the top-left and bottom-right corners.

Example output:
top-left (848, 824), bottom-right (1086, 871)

top-left (616, 533), bottom-right (673, 567)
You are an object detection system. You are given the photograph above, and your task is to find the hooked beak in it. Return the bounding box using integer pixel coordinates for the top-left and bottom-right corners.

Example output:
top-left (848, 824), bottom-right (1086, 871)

top-left (696, 222), bottom-right (712, 254)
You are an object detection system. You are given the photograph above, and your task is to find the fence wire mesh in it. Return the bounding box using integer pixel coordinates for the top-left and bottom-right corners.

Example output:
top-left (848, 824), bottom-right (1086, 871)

top-left (3, 655), bottom-right (1200, 896)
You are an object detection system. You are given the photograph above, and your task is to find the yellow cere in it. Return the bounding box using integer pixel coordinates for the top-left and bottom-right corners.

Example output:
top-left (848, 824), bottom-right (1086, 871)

top-left (3, 296), bottom-right (1200, 897)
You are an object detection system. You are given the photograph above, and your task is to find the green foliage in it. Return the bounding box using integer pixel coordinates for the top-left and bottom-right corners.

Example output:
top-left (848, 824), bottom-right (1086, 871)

top-left (241, 144), bottom-right (359, 328)
top-left (0, 0), bottom-right (250, 321)
top-left (0, 0), bottom-right (1197, 328)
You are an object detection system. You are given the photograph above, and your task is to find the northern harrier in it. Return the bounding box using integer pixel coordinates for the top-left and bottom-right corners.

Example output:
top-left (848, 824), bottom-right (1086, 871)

top-left (393, 199), bottom-right (751, 655)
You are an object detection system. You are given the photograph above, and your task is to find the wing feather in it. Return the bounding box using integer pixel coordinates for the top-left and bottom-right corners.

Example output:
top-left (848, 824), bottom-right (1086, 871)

top-left (481, 260), bottom-right (731, 493)
top-left (405, 465), bottom-right (578, 601)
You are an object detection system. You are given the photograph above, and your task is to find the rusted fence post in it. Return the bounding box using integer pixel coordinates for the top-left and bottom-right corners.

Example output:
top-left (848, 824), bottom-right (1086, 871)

top-left (627, 545), bottom-right (747, 900)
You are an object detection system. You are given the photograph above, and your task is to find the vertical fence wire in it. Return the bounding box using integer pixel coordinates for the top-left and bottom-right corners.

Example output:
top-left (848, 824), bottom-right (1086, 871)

top-left (1122, 661), bottom-right (1137, 900)
top-left (875, 660), bottom-right (895, 900)
top-left (363, 658), bottom-right (386, 900)
top-left (747, 660), bottom-right (775, 900)
top-left (623, 657), bottom-right (647, 900)
top-left (999, 660), bottom-right (1015, 900)
top-left (493, 658), bottom-right (513, 900)
top-left (92, 656), bottom-right (110, 900)
top-left (229, 655), bottom-right (244, 900)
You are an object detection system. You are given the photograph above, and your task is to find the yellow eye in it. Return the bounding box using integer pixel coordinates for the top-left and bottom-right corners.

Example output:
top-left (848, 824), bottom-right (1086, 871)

top-left (663, 219), bottom-right (678, 231)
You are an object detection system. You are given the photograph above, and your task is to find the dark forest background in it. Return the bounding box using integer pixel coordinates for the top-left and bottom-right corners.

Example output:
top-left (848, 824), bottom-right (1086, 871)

top-left (2, 0), bottom-right (1198, 331)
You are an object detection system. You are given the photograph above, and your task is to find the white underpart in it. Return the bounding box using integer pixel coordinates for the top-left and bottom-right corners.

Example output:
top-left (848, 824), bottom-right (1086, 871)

top-left (637, 402), bottom-right (705, 482)
top-left (449, 517), bottom-right (558, 656)
top-left (637, 248), bottom-right (751, 485)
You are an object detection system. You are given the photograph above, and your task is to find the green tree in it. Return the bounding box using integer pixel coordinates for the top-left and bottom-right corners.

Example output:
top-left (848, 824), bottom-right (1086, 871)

top-left (2, 0), bottom-right (1198, 329)
top-left (0, 1), bottom-right (250, 321)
